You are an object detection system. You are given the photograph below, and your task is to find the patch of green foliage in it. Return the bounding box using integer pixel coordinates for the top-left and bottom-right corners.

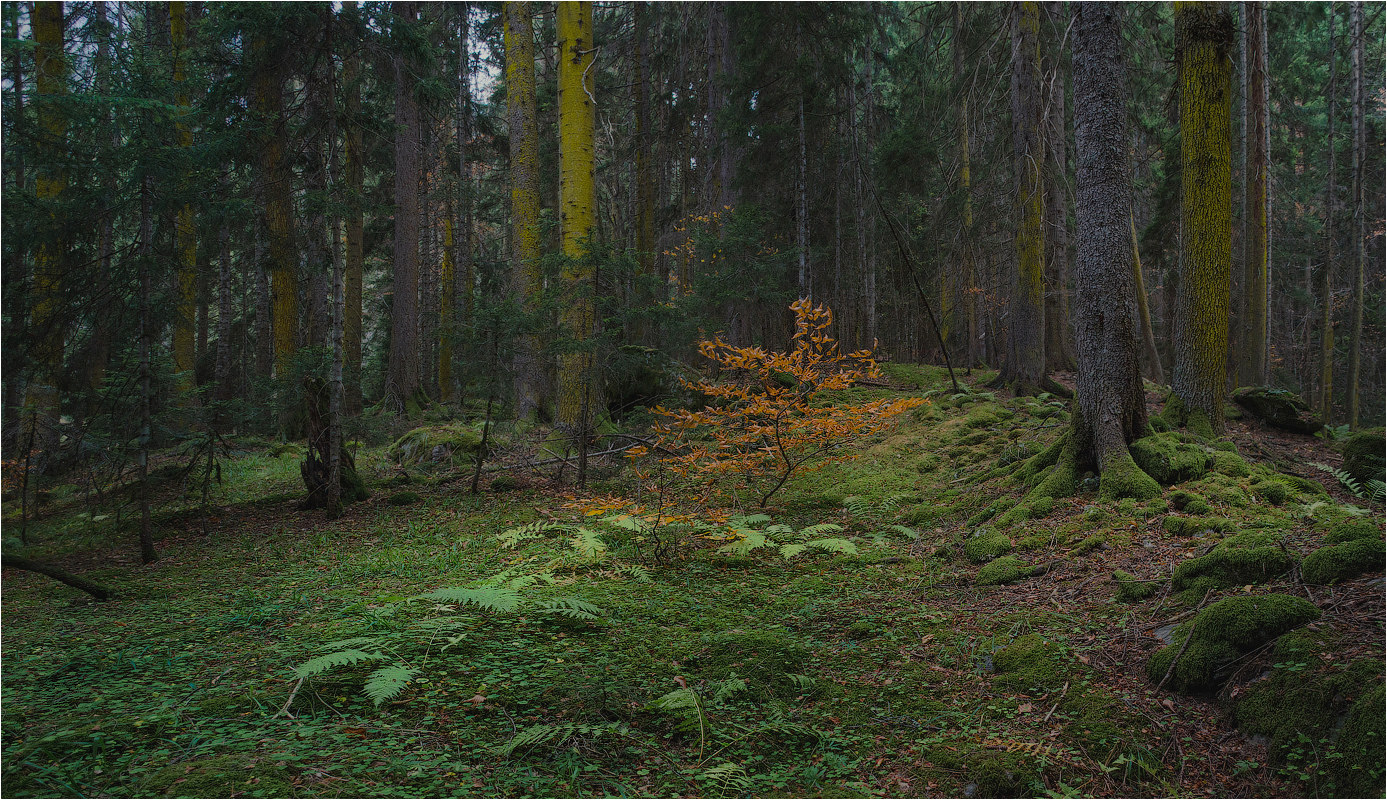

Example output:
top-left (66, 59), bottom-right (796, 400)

top-left (1146, 594), bottom-right (1320, 693)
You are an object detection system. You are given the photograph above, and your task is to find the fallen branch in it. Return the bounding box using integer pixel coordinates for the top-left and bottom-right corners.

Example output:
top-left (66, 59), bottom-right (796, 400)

top-left (1, 554), bottom-right (114, 600)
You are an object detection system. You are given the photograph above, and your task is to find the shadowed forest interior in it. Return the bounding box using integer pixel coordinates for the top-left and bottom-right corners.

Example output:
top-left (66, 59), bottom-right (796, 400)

top-left (2, 2), bottom-right (1385, 798)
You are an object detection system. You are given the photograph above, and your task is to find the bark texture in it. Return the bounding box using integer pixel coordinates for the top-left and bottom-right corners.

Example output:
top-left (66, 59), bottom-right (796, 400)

top-left (385, 1), bottom-right (423, 413)
top-left (505, 2), bottom-right (545, 422)
top-left (1240, 1), bottom-right (1269, 385)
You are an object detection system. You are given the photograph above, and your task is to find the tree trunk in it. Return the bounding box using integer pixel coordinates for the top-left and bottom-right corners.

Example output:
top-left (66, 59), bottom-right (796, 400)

top-left (1069, 2), bottom-right (1160, 500)
top-left (171, 1), bottom-right (198, 395)
top-left (138, 175), bottom-right (159, 565)
top-left (1043, 1), bottom-right (1075, 372)
top-left (385, 1), bottom-right (423, 414)
top-left (1131, 214), bottom-right (1164, 384)
top-left (252, 36), bottom-right (298, 381)
top-left (1347, 0), bottom-right (1364, 429)
top-left (1168, 2), bottom-right (1234, 437)
top-left (997, 1), bottom-right (1050, 394)
top-left (1240, 1), bottom-right (1269, 386)
top-left (301, 378), bottom-right (367, 510)
top-left (343, 1), bottom-right (364, 415)
top-left (556, 0), bottom-right (601, 453)
top-left (955, 2), bottom-right (980, 370)
top-left (506, 1), bottom-right (545, 422)
top-left (1319, 4), bottom-right (1337, 421)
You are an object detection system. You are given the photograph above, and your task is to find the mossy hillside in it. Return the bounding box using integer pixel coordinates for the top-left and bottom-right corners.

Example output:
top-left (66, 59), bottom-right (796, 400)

top-left (1145, 594), bottom-right (1320, 693)
top-left (1301, 537), bottom-right (1387, 585)
top-left (1327, 683), bottom-right (1387, 798)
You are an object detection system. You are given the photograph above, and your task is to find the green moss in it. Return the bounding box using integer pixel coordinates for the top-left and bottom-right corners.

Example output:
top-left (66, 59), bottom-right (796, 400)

top-left (1282, 474), bottom-right (1329, 497)
top-left (1168, 490), bottom-right (1211, 514)
top-left (964, 528), bottom-right (1013, 563)
top-left (1060, 687), bottom-right (1159, 779)
top-left (268, 442), bottom-right (303, 458)
top-left (964, 404), bottom-right (1012, 429)
top-left (1210, 450), bottom-right (1250, 477)
top-left (914, 455), bottom-right (940, 473)
top-left (1017, 533), bottom-right (1050, 551)
top-left (688, 629), bottom-right (809, 694)
top-left (386, 491), bottom-right (422, 506)
top-left (1301, 538), bottom-right (1386, 585)
top-left (490, 475), bottom-right (520, 492)
top-left (976, 556), bottom-right (1033, 586)
top-left (1098, 449), bottom-right (1162, 501)
top-left (1114, 570), bottom-right (1161, 602)
top-left (1170, 543), bottom-right (1297, 597)
top-left (1116, 498), bottom-right (1139, 515)
top-left (388, 424), bottom-right (488, 467)
top-left (1212, 440), bottom-right (1238, 453)
top-left (1327, 683), bottom-right (1387, 797)
top-left (1072, 534), bottom-right (1108, 555)
top-left (1341, 428), bottom-right (1386, 486)
top-left (1326, 519), bottom-right (1383, 545)
top-left (993, 633), bottom-right (1068, 694)
top-left (1145, 594), bottom-right (1320, 693)
top-left (1162, 516), bottom-right (1233, 537)
top-left (1130, 433), bottom-right (1211, 486)
top-left (139, 754), bottom-right (294, 798)
top-left (1252, 479), bottom-right (1290, 505)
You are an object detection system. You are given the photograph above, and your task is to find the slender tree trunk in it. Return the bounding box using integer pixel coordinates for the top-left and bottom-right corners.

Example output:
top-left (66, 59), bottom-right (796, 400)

top-left (1347, 0), bottom-right (1364, 428)
top-left (457, 3), bottom-right (475, 337)
top-left (253, 36), bottom-right (298, 380)
top-left (439, 210), bottom-right (455, 403)
top-left (214, 210), bottom-right (234, 410)
top-left (998, 1), bottom-right (1049, 394)
top-left (385, 1), bottom-right (423, 414)
top-left (1319, 4), bottom-right (1337, 421)
top-left (506, 2), bottom-right (545, 421)
top-left (955, 2), bottom-right (979, 369)
top-left (1131, 214), bottom-right (1164, 384)
top-left (343, 1), bottom-right (364, 415)
top-left (171, 1), bottom-right (198, 394)
top-left (635, 1), bottom-right (655, 298)
top-left (556, 0), bottom-right (601, 451)
top-left (1240, 1), bottom-right (1269, 386)
top-left (1169, 2), bottom-right (1234, 437)
top-left (1043, 1), bottom-right (1075, 372)
top-left (138, 176), bottom-right (159, 565)
top-left (797, 88), bottom-right (810, 298)
top-left (1071, 2), bottom-right (1159, 500)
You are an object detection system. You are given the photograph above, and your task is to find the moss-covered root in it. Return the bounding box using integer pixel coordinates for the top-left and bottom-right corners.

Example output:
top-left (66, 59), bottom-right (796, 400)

top-left (1301, 537), bottom-right (1387, 585)
top-left (1098, 448), bottom-right (1161, 501)
top-left (1000, 434), bottom-right (1078, 526)
top-left (1014, 430), bottom-right (1067, 485)
top-left (1146, 594), bottom-right (1320, 693)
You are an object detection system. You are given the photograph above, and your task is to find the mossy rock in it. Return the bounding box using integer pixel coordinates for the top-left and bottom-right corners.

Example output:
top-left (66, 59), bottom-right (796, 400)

top-left (1170, 537), bottom-right (1297, 597)
top-left (1145, 594), bottom-right (1320, 693)
top-left (387, 424), bottom-right (489, 467)
top-left (489, 475), bottom-right (521, 492)
top-left (1130, 433), bottom-right (1211, 486)
top-left (1302, 537), bottom-right (1386, 585)
top-left (1168, 490), bottom-right (1208, 513)
top-left (687, 629), bottom-right (810, 694)
top-left (1326, 682), bottom-right (1387, 797)
top-left (1072, 534), bottom-right (1108, 555)
top-left (1341, 428), bottom-right (1386, 487)
top-left (1209, 450), bottom-right (1251, 478)
top-left (993, 633), bottom-right (1069, 694)
top-left (1162, 515), bottom-right (1233, 537)
top-left (1326, 519), bottom-right (1383, 545)
top-left (1251, 479), bottom-right (1290, 506)
top-left (386, 491), bottom-right (422, 506)
top-left (976, 556), bottom-right (1033, 586)
top-left (1230, 386), bottom-right (1324, 434)
top-left (964, 528), bottom-right (1013, 563)
top-left (268, 442), bottom-right (303, 458)
top-left (1114, 570), bottom-right (1161, 602)
top-left (139, 754), bottom-right (294, 798)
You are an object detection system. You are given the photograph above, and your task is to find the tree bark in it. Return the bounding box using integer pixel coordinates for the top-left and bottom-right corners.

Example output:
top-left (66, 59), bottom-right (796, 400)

top-left (1319, 4), bottom-right (1337, 421)
top-left (1168, 2), bottom-right (1234, 437)
top-left (343, 1), bottom-right (365, 415)
top-left (253, 35), bottom-right (298, 381)
top-left (1131, 214), bottom-right (1164, 384)
top-left (385, 1), bottom-right (423, 414)
top-left (171, 1), bottom-right (198, 395)
top-left (2, 555), bottom-right (113, 601)
top-left (1043, 1), bottom-right (1075, 372)
top-left (506, 2), bottom-right (545, 422)
top-left (1239, 1), bottom-right (1269, 386)
top-left (1347, 0), bottom-right (1364, 429)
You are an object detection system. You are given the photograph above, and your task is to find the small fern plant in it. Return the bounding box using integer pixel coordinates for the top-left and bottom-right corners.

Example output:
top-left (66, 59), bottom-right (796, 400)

top-left (291, 581), bottom-right (602, 708)
top-left (717, 514), bottom-right (859, 560)
top-left (1312, 462), bottom-right (1387, 502)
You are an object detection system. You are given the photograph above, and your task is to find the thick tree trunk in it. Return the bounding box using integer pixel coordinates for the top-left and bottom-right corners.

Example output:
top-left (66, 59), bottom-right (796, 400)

top-left (171, 1), bottom-right (197, 395)
top-left (1043, 2), bottom-right (1075, 373)
top-left (343, 1), bottom-right (364, 415)
top-left (1347, 0), bottom-right (1364, 428)
top-left (1239, 1), bottom-right (1269, 386)
top-left (253, 35), bottom-right (298, 381)
top-left (1169, 2), bottom-right (1234, 437)
top-left (506, 2), bottom-right (545, 422)
top-left (1319, 6), bottom-right (1337, 421)
top-left (385, 1), bottom-right (423, 414)
top-left (955, 3), bottom-right (980, 369)
top-left (1070, 2), bottom-right (1159, 500)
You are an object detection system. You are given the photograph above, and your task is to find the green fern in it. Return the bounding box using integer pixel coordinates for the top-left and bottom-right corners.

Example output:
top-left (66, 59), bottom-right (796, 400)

top-left (718, 529), bottom-right (770, 555)
top-left (294, 649), bottom-right (387, 679)
top-left (612, 564), bottom-right (652, 582)
top-left (729, 513), bottom-right (773, 528)
top-left (535, 598), bottom-right (604, 622)
top-left (711, 677), bottom-right (748, 703)
top-left (363, 665), bottom-right (418, 706)
top-left (1312, 462), bottom-right (1383, 500)
top-left (497, 520), bottom-right (564, 549)
top-left (569, 527), bottom-right (609, 561)
top-left (886, 524), bottom-right (921, 540)
top-left (698, 761), bottom-right (752, 795)
top-left (419, 587), bottom-right (520, 613)
top-left (494, 722), bottom-right (618, 757)
top-left (803, 537), bottom-right (858, 555)
top-left (796, 522), bottom-right (845, 540)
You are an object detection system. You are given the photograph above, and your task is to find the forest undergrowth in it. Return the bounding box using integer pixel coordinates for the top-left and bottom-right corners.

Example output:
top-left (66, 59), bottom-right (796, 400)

top-left (2, 365), bottom-right (1383, 799)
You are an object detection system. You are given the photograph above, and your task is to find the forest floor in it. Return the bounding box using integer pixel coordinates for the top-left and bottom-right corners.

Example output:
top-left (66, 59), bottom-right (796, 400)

top-left (2, 365), bottom-right (1383, 799)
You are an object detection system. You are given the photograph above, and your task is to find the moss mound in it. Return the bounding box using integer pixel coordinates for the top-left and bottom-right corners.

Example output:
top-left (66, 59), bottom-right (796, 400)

top-left (386, 491), bottom-right (422, 506)
top-left (1170, 533), bottom-right (1297, 597)
top-left (1130, 433), bottom-right (1210, 486)
top-left (139, 754), bottom-right (294, 798)
top-left (1301, 537), bottom-right (1386, 585)
top-left (1326, 519), bottom-right (1383, 545)
top-left (1145, 594), bottom-right (1320, 693)
top-left (992, 633), bottom-right (1069, 694)
top-left (976, 556), bottom-right (1033, 586)
top-left (388, 424), bottom-right (488, 467)
top-left (1341, 427), bottom-right (1386, 487)
top-left (1326, 683), bottom-right (1387, 797)
top-left (1229, 386), bottom-right (1325, 434)
top-left (1114, 570), bottom-right (1161, 602)
top-left (1209, 450), bottom-right (1251, 478)
top-left (1250, 478), bottom-right (1290, 505)
top-left (964, 528), bottom-right (1013, 563)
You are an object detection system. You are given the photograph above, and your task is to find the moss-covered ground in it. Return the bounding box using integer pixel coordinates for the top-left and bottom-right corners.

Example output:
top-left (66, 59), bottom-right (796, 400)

top-left (2, 368), bottom-right (1382, 798)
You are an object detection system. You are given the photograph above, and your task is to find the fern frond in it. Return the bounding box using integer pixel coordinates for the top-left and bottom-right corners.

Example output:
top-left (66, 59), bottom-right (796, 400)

top-left (887, 524), bottom-right (921, 540)
top-left (778, 543), bottom-right (808, 559)
top-left (614, 564), bottom-right (652, 583)
top-left (494, 723), bottom-right (607, 757)
top-left (597, 514), bottom-right (646, 532)
top-left (797, 522), bottom-right (845, 539)
top-left (294, 649), bottom-right (387, 679)
top-left (536, 598), bottom-right (604, 622)
top-left (320, 636), bottom-right (382, 651)
top-left (764, 523), bottom-right (796, 538)
top-left (497, 521), bottom-right (565, 549)
top-left (569, 528), bottom-right (610, 561)
top-left (420, 587), bottom-right (521, 613)
top-left (804, 537), bottom-right (859, 555)
top-left (712, 677), bottom-right (748, 703)
top-left (729, 513), bottom-right (772, 528)
top-left (719, 529), bottom-right (770, 555)
top-left (652, 687), bottom-right (699, 712)
top-left (364, 665), bottom-right (418, 706)
top-left (698, 761), bottom-right (752, 794)
top-left (786, 673), bottom-right (816, 691)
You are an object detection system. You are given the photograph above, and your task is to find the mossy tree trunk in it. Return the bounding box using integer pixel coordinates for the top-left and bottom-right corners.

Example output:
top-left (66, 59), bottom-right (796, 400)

top-left (555, 1), bottom-right (601, 450)
top-left (384, 1), bottom-right (424, 415)
top-left (506, 1), bottom-right (546, 422)
top-left (1042, 2), bottom-right (1075, 374)
top-left (1168, 2), bottom-right (1234, 438)
top-left (252, 35), bottom-right (298, 382)
top-left (1070, 2), bottom-right (1160, 501)
top-left (996, 1), bottom-right (1053, 396)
